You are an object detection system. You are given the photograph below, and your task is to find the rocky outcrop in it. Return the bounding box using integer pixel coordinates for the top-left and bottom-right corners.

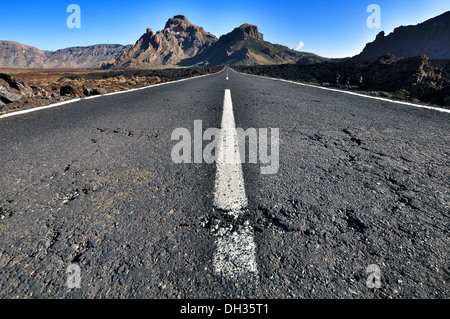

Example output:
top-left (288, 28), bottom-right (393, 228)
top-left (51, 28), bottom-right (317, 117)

top-left (0, 73), bottom-right (34, 105)
top-left (108, 15), bottom-right (217, 68)
top-left (353, 11), bottom-right (450, 61)
top-left (0, 86), bottom-right (22, 105)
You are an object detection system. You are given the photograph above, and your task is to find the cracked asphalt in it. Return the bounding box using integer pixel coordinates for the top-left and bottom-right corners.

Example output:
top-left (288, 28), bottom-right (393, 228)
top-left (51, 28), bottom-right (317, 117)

top-left (0, 67), bottom-right (448, 299)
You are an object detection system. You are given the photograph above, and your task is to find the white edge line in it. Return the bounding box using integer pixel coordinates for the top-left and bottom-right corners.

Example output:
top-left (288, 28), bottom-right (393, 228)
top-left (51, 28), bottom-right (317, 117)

top-left (231, 68), bottom-right (450, 114)
top-left (0, 67), bottom-right (226, 120)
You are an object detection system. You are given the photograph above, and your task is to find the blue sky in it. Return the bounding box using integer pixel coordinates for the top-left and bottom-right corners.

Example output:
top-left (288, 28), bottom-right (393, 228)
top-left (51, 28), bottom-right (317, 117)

top-left (1, 0), bottom-right (449, 58)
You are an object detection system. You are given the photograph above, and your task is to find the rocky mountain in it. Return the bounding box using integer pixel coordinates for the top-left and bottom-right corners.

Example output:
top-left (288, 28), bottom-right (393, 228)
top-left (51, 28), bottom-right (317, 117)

top-left (0, 41), bottom-right (131, 68)
top-left (353, 11), bottom-right (450, 61)
top-left (178, 23), bottom-right (328, 66)
top-left (106, 15), bottom-right (217, 68)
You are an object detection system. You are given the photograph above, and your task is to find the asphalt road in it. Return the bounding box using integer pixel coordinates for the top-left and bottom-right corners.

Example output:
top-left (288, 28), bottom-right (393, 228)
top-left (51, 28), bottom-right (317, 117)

top-left (0, 67), bottom-right (448, 299)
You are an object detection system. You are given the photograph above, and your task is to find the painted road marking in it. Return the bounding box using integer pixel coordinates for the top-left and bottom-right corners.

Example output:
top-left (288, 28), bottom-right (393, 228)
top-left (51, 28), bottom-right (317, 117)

top-left (212, 89), bottom-right (258, 279)
top-left (213, 89), bottom-right (247, 212)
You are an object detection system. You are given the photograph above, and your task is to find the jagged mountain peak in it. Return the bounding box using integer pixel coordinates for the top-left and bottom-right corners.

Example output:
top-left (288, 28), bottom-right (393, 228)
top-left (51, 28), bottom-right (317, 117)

top-left (165, 15), bottom-right (188, 24)
top-left (109, 15), bottom-right (217, 68)
top-left (238, 23), bottom-right (261, 33)
top-left (219, 23), bottom-right (264, 42)
top-left (239, 23), bottom-right (263, 40)
top-left (164, 15), bottom-right (194, 31)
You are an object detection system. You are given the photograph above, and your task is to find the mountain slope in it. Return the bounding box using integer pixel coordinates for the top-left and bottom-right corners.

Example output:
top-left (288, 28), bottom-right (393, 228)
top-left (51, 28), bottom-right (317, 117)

top-left (178, 24), bottom-right (327, 66)
top-left (0, 41), bottom-right (131, 68)
top-left (353, 11), bottom-right (450, 61)
top-left (0, 41), bottom-right (50, 68)
top-left (45, 44), bottom-right (132, 68)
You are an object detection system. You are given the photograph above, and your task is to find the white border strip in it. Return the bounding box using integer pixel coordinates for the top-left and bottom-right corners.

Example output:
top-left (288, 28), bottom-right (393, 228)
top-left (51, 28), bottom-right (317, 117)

top-left (0, 68), bottom-right (226, 120)
top-left (232, 68), bottom-right (450, 114)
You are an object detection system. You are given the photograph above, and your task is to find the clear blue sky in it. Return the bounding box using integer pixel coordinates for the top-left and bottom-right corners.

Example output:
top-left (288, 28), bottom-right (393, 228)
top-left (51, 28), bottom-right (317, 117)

top-left (1, 0), bottom-right (449, 58)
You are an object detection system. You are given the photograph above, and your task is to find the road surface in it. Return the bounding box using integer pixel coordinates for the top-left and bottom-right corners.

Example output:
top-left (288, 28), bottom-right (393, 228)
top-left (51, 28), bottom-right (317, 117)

top-left (0, 67), bottom-right (448, 299)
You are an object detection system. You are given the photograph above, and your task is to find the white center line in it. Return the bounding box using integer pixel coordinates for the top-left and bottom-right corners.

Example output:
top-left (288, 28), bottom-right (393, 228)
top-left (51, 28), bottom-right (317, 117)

top-left (213, 89), bottom-right (247, 212)
top-left (212, 89), bottom-right (258, 279)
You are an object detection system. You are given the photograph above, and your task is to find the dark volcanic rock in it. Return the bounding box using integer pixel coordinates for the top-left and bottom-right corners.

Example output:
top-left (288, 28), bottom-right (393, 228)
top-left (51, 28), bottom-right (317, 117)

top-left (234, 54), bottom-right (450, 107)
top-left (60, 85), bottom-right (76, 96)
top-left (362, 55), bottom-right (441, 90)
top-left (0, 73), bottom-right (35, 105)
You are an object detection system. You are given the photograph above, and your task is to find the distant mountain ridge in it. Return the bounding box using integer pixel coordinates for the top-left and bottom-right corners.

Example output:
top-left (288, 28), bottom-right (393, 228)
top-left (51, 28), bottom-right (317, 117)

top-left (0, 41), bottom-right (131, 68)
top-left (353, 11), bottom-right (450, 61)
